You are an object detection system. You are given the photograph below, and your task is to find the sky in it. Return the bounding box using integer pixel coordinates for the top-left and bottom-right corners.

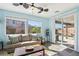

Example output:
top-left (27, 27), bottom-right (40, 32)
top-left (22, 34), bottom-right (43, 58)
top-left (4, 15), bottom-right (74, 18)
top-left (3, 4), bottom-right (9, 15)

top-left (28, 20), bottom-right (42, 27)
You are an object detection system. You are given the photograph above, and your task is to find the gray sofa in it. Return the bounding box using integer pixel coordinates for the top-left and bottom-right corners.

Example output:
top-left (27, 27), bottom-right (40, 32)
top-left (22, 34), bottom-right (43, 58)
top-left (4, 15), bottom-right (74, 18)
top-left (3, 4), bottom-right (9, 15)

top-left (4, 35), bottom-right (41, 50)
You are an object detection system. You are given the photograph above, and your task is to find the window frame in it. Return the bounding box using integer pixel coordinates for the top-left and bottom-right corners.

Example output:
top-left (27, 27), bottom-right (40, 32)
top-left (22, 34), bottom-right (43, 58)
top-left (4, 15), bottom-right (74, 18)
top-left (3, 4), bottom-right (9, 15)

top-left (5, 16), bottom-right (27, 35)
top-left (28, 20), bottom-right (42, 34)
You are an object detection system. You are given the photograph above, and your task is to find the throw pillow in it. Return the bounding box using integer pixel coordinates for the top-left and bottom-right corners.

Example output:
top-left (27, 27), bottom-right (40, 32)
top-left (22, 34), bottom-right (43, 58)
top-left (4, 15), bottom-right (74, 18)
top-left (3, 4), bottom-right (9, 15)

top-left (18, 35), bottom-right (22, 42)
top-left (22, 35), bottom-right (29, 41)
top-left (8, 36), bottom-right (19, 44)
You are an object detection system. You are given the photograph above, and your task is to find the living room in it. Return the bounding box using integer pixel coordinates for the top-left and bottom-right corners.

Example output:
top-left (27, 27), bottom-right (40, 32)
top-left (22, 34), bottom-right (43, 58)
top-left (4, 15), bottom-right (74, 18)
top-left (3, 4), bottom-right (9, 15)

top-left (0, 3), bottom-right (79, 56)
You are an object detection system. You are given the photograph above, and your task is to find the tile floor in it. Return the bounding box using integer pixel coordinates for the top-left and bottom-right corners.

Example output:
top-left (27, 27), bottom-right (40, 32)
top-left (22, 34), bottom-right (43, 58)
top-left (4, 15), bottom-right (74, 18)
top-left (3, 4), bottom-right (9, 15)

top-left (0, 42), bottom-right (79, 56)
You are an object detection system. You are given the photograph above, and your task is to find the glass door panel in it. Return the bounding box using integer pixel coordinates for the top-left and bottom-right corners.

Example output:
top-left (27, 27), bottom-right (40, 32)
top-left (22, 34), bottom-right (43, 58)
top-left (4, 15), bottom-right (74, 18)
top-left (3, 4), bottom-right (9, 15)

top-left (55, 19), bottom-right (62, 44)
top-left (63, 15), bottom-right (75, 49)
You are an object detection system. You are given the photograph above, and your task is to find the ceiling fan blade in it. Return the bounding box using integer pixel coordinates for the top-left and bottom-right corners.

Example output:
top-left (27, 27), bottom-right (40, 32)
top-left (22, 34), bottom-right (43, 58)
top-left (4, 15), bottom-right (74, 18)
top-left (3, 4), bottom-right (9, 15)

top-left (38, 10), bottom-right (43, 13)
top-left (44, 9), bottom-right (49, 12)
top-left (23, 3), bottom-right (29, 9)
top-left (37, 7), bottom-right (43, 11)
top-left (13, 3), bottom-right (20, 6)
top-left (13, 3), bottom-right (49, 13)
top-left (38, 11), bottom-right (42, 13)
top-left (19, 3), bottom-right (24, 5)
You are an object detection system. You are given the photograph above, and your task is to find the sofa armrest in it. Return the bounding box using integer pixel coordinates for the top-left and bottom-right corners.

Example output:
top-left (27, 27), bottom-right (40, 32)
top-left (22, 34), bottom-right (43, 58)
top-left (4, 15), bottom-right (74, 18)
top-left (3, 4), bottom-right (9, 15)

top-left (7, 40), bottom-right (12, 45)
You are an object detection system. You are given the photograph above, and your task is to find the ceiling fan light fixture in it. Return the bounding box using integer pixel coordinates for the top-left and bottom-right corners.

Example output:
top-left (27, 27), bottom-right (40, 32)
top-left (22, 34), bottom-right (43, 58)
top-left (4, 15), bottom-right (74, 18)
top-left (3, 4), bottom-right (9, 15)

top-left (19, 3), bottom-right (23, 5)
top-left (44, 9), bottom-right (49, 12)
top-left (13, 3), bottom-right (19, 6)
top-left (23, 3), bottom-right (29, 9)
top-left (38, 10), bottom-right (43, 13)
top-left (13, 3), bottom-right (49, 13)
top-left (38, 10), bottom-right (42, 13)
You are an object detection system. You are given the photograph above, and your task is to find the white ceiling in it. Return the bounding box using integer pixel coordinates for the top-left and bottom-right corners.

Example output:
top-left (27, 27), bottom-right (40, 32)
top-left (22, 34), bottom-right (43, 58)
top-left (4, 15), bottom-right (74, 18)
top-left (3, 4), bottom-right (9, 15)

top-left (0, 3), bottom-right (79, 18)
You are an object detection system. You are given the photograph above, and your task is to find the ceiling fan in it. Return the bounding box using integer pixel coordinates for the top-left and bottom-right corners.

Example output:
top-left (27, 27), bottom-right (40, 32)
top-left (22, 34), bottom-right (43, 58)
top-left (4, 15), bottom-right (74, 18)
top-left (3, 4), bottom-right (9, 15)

top-left (13, 3), bottom-right (49, 13)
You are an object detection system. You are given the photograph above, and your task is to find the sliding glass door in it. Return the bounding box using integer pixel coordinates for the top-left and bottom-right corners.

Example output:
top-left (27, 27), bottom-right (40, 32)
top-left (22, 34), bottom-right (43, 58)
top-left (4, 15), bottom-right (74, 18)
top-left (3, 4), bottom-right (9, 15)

top-left (55, 18), bottom-right (62, 44)
top-left (62, 15), bottom-right (75, 49)
top-left (55, 15), bottom-right (75, 49)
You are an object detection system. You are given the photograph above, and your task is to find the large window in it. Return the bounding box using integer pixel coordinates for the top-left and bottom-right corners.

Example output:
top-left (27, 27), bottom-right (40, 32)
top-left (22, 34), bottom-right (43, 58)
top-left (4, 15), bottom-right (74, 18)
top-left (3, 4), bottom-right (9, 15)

top-left (6, 18), bottom-right (25, 34)
top-left (6, 17), bottom-right (42, 34)
top-left (28, 20), bottom-right (42, 34)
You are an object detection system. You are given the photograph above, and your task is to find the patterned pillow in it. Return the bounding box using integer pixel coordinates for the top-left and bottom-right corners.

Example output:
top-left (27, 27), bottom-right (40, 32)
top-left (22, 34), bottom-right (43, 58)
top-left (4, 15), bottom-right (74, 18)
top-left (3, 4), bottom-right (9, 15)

top-left (22, 36), bottom-right (29, 41)
top-left (18, 35), bottom-right (22, 42)
top-left (8, 36), bottom-right (19, 44)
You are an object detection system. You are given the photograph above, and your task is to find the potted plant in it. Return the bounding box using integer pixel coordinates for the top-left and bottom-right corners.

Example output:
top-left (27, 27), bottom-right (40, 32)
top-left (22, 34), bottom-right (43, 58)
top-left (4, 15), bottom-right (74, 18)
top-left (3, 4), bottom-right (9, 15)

top-left (38, 36), bottom-right (45, 45)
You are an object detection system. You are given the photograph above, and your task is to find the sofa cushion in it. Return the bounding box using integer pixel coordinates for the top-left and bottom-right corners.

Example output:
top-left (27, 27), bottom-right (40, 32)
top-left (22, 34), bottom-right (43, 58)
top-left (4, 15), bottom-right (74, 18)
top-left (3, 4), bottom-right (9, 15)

top-left (18, 35), bottom-right (22, 42)
top-left (8, 36), bottom-right (19, 44)
top-left (22, 36), bottom-right (29, 41)
top-left (4, 41), bottom-right (41, 49)
top-left (31, 36), bottom-right (38, 41)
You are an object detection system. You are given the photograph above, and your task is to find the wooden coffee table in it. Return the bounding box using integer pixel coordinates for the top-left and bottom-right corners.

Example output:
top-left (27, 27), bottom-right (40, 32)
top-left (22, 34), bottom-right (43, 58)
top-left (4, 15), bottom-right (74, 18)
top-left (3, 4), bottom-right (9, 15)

top-left (14, 46), bottom-right (45, 56)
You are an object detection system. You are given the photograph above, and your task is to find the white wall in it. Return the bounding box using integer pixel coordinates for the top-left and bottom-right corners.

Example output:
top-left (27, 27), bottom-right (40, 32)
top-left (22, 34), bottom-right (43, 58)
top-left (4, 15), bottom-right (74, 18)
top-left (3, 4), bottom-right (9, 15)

top-left (49, 17), bottom-right (55, 43)
top-left (75, 10), bottom-right (79, 52)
